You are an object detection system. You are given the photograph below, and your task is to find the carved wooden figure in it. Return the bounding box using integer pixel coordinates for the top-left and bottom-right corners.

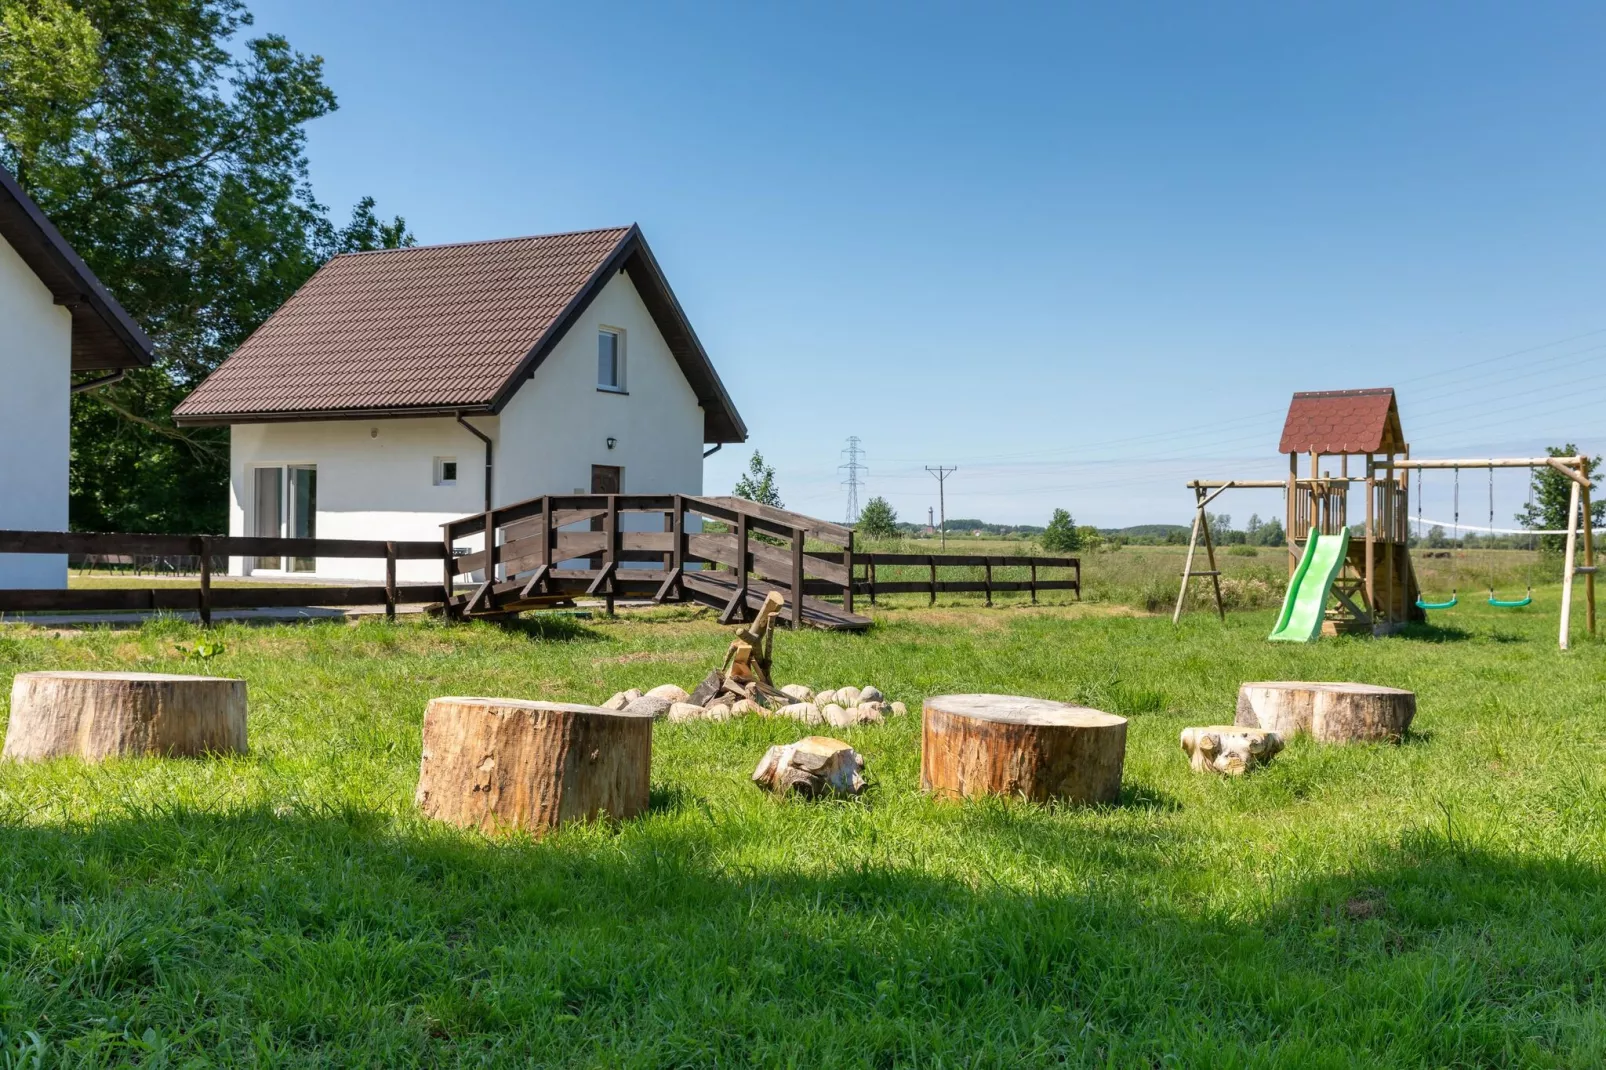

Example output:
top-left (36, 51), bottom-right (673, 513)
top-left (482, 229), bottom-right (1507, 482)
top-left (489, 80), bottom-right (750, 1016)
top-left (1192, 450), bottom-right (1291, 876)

top-left (1180, 725), bottom-right (1284, 775)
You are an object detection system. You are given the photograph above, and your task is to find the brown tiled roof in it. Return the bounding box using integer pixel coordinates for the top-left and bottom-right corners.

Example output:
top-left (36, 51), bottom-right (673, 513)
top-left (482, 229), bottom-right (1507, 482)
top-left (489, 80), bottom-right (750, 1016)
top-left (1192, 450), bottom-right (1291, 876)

top-left (174, 224), bottom-right (746, 442)
top-left (1, 161), bottom-right (154, 371)
top-left (1278, 388), bottom-right (1404, 455)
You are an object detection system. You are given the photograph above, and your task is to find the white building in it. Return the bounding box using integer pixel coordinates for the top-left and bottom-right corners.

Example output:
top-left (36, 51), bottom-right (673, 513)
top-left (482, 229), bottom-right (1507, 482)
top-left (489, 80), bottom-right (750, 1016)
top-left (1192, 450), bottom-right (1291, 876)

top-left (0, 163), bottom-right (155, 589)
top-left (174, 225), bottom-right (747, 582)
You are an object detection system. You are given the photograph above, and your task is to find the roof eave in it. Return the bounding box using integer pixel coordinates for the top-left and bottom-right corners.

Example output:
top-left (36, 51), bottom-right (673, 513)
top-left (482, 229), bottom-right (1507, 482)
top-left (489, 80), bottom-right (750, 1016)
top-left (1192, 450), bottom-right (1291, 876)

top-left (172, 403), bottom-right (496, 427)
top-left (0, 162), bottom-right (156, 370)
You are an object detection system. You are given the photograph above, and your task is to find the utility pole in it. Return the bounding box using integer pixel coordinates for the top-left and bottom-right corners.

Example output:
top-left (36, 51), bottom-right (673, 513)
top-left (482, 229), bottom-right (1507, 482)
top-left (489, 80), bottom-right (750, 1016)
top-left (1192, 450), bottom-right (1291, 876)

top-left (926, 466), bottom-right (956, 549)
top-left (839, 436), bottom-right (866, 523)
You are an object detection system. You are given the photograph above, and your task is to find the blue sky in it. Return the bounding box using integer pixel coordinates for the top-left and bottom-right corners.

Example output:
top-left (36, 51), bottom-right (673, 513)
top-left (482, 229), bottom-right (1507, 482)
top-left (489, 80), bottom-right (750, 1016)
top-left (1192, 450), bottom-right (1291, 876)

top-left (250, 1), bottom-right (1606, 529)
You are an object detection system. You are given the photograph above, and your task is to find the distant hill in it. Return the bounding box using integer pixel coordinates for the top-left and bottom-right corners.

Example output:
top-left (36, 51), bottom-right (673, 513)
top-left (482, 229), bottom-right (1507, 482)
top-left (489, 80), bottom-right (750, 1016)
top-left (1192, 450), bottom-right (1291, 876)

top-left (1101, 524), bottom-right (1189, 539)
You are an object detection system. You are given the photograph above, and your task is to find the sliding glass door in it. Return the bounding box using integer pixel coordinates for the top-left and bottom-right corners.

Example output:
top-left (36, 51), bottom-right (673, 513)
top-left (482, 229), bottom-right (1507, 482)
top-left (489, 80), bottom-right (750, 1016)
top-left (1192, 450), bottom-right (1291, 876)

top-left (253, 467), bottom-right (283, 570)
top-left (251, 464), bottom-right (316, 572)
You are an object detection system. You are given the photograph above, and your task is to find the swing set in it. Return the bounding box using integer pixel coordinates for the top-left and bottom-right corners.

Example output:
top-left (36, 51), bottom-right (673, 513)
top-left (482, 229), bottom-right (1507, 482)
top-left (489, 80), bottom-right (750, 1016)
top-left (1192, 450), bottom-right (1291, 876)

top-left (1176, 388), bottom-right (1597, 650)
top-left (1411, 467), bottom-right (1536, 610)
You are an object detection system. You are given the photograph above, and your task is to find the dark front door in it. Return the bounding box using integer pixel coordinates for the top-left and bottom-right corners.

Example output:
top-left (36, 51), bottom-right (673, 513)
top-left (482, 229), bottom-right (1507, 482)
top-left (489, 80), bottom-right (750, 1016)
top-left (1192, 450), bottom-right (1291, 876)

top-left (590, 466), bottom-right (621, 567)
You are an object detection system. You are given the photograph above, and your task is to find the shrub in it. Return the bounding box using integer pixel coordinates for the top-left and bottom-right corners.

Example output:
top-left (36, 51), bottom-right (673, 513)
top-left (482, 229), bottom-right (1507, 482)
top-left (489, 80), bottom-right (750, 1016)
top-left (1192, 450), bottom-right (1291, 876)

top-left (1040, 509), bottom-right (1081, 552)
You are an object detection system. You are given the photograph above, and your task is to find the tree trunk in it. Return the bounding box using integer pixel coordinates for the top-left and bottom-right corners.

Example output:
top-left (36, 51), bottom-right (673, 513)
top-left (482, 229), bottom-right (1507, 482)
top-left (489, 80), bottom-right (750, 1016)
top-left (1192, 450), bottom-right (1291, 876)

top-left (415, 698), bottom-right (652, 836)
top-left (3, 671), bottom-right (246, 762)
top-left (920, 694), bottom-right (1127, 804)
top-left (1236, 681), bottom-right (1415, 743)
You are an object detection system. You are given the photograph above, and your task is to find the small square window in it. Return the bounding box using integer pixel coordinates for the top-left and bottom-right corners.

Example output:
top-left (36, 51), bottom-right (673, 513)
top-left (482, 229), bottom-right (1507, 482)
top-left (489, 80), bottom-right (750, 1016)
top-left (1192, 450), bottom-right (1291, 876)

top-left (434, 457), bottom-right (458, 486)
top-left (598, 328), bottom-right (624, 390)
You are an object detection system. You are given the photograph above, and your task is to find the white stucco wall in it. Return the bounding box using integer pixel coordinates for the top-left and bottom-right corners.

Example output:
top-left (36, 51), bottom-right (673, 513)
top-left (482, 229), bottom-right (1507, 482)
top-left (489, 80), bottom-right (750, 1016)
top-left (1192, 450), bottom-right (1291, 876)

top-left (497, 269), bottom-right (706, 508)
top-left (0, 233), bottom-right (72, 589)
top-left (229, 417), bottom-right (497, 583)
top-left (226, 269), bottom-right (709, 583)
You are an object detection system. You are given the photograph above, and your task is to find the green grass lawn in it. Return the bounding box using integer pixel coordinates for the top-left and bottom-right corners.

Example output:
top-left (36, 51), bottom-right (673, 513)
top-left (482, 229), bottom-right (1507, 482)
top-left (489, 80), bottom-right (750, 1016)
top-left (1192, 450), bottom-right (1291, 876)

top-left (1, 593), bottom-right (1603, 1066)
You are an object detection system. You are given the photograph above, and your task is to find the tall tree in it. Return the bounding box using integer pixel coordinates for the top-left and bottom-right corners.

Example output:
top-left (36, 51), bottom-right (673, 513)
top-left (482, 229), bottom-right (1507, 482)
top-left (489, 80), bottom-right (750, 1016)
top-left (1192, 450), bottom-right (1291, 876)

top-left (1040, 508), bottom-right (1080, 552)
top-left (0, 0), bottom-right (410, 533)
top-left (856, 496), bottom-right (897, 539)
top-left (733, 451), bottom-right (782, 508)
top-left (1516, 445), bottom-right (1604, 555)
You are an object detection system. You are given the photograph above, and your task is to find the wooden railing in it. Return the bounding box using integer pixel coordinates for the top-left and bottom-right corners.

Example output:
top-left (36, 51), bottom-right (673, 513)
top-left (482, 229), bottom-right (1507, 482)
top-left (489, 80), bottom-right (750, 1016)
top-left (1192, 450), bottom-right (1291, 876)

top-left (809, 551), bottom-right (1080, 605)
top-left (0, 531), bottom-right (446, 624)
top-left (441, 493), bottom-right (857, 627)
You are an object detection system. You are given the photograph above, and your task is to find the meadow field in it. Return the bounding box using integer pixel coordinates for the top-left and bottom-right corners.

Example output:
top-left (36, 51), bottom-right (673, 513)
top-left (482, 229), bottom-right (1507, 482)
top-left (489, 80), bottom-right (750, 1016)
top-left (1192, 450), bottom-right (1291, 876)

top-left (1, 574), bottom-right (1602, 1065)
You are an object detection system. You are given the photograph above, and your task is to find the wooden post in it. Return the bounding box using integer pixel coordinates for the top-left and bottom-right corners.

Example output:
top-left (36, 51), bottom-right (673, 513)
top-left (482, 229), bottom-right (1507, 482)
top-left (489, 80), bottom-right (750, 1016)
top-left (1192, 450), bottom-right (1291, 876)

top-left (541, 495), bottom-right (554, 578)
top-left (1030, 561), bottom-right (1038, 604)
top-left (671, 494), bottom-right (685, 603)
top-left (1199, 507), bottom-right (1225, 621)
top-left (790, 528), bottom-right (804, 629)
top-left (983, 560), bottom-right (993, 606)
top-left (843, 531), bottom-right (855, 614)
top-left (1174, 490), bottom-right (1206, 624)
top-left (1364, 464), bottom-right (1376, 630)
top-left (735, 512), bottom-right (750, 617)
top-left (929, 556), bottom-right (937, 605)
top-left (604, 495), bottom-right (618, 617)
top-left (1582, 477), bottom-right (1596, 638)
top-left (385, 542), bottom-right (398, 621)
top-left (442, 529), bottom-right (457, 619)
top-left (197, 536), bottom-right (212, 628)
top-left (1560, 475), bottom-right (1582, 651)
top-left (1287, 452), bottom-right (1299, 575)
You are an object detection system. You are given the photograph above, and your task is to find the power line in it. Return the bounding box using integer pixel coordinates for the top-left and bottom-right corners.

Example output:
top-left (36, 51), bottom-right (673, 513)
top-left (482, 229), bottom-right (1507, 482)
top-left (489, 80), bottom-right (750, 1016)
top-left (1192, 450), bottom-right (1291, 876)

top-left (839, 436), bottom-right (866, 523)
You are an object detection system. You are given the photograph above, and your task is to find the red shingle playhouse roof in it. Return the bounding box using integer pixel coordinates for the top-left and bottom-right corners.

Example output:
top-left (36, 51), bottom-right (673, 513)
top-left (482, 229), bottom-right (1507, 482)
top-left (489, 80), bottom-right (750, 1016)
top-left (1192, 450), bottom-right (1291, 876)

top-left (1278, 388), bottom-right (1405, 455)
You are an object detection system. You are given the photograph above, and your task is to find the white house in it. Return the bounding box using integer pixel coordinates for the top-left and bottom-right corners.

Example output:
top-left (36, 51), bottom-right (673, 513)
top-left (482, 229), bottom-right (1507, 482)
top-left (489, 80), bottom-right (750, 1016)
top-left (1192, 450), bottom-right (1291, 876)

top-left (174, 225), bottom-right (747, 582)
top-left (0, 163), bottom-right (155, 589)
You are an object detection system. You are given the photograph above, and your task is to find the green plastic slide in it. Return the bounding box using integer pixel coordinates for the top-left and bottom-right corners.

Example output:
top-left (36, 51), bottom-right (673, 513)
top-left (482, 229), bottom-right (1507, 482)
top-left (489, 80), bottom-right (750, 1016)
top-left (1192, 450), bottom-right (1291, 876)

top-left (1267, 526), bottom-right (1351, 643)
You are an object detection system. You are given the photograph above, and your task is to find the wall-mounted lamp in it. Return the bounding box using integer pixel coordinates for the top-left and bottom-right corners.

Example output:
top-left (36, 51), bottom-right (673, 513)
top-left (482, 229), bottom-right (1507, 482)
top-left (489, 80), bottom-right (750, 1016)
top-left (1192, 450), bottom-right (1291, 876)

top-left (606, 437), bottom-right (617, 450)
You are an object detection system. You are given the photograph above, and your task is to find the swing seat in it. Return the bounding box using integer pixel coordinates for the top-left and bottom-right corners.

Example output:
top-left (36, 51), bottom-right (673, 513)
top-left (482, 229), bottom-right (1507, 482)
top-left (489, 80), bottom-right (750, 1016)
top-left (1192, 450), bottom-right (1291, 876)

top-left (1416, 594), bottom-right (1458, 610)
top-left (1487, 594), bottom-right (1532, 608)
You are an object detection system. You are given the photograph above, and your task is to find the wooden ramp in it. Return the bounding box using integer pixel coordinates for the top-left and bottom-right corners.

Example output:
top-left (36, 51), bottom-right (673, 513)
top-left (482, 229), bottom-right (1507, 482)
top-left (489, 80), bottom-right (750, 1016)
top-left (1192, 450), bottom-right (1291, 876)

top-left (680, 571), bottom-right (871, 631)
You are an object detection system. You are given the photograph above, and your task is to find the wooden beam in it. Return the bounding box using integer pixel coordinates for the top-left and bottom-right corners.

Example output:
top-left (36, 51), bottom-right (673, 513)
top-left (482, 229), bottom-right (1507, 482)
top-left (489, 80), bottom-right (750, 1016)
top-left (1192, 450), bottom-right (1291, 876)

top-left (1561, 476), bottom-right (1582, 651)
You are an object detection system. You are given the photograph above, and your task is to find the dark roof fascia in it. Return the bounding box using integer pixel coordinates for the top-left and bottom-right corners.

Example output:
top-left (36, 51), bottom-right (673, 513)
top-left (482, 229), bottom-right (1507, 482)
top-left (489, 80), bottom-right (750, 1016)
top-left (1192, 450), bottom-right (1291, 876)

top-left (173, 403), bottom-right (495, 428)
top-left (487, 225), bottom-right (748, 444)
top-left (0, 162), bottom-right (155, 369)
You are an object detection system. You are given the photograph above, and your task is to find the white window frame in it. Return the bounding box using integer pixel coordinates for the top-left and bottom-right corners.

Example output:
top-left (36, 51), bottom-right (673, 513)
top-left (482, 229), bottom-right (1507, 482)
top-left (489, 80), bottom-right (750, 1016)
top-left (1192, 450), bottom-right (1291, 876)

top-left (597, 326), bottom-right (626, 393)
top-left (434, 456), bottom-right (459, 486)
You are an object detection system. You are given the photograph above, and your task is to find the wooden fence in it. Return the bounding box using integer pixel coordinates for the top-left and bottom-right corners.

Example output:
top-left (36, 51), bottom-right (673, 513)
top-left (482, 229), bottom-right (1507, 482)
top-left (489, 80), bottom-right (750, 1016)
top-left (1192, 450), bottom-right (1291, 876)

top-left (0, 505), bottom-right (1081, 630)
top-left (0, 531), bottom-right (446, 624)
top-left (440, 494), bottom-right (1080, 627)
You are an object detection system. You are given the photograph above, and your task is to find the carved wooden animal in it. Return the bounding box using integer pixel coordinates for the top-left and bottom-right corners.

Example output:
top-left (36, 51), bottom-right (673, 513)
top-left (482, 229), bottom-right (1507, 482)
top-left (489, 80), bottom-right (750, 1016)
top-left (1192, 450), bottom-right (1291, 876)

top-left (1180, 725), bottom-right (1283, 775)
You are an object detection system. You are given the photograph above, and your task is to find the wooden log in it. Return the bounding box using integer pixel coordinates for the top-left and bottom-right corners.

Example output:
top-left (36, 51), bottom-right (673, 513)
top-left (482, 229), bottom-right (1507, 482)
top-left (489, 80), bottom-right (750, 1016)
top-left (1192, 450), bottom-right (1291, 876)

top-left (751, 735), bottom-right (866, 799)
top-left (1180, 725), bottom-right (1283, 775)
top-left (3, 671), bottom-right (246, 762)
top-left (414, 698), bottom-right (651, 835)
top-left (1235, 681), bottom-right (1415, 743)
top-left (920, 694), bottom-right (1126, 804)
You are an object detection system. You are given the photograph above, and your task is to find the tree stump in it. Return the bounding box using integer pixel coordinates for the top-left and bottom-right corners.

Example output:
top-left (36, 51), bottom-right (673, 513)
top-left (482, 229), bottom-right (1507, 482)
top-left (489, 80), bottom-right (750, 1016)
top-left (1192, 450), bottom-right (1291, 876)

top-left (415, 698), bottom-right (652, 836)
top-left (1180, 725), bottom-right (1284, 775)
top-left (3, 671), bottom-right (247, 762)
top-left (920, 694), bottom-right (1127, 805)
top-left (1236, 681), bottom-right (1415, 744)
top-left (751, 736), bottom-right (866, 799)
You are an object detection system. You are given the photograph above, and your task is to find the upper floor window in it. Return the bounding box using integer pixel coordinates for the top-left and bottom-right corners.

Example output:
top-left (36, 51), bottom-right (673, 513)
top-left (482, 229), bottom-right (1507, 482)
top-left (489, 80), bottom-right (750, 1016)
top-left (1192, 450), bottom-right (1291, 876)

top-left (598, 328), bottom-right (625, 391)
